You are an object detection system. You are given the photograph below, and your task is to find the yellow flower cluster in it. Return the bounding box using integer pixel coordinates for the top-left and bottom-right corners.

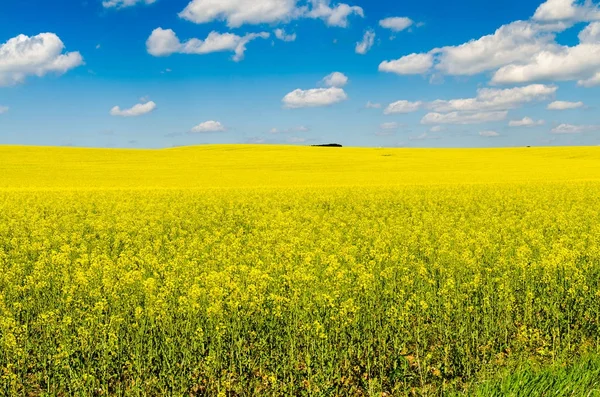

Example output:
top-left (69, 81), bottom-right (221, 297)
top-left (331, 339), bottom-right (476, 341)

top-left (0, 145), bottom-right (599, 395)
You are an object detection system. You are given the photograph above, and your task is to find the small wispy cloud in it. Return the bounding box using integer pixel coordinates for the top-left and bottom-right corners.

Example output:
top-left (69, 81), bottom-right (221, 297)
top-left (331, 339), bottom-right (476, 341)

top-left (355, 30), bottom-right (375, 54)
top-left (110, 101), bottom-right (156, 117)
top-left (479, 130), bottom-right (500, 137)
top-left (190, 120), bottom-right (226, 133)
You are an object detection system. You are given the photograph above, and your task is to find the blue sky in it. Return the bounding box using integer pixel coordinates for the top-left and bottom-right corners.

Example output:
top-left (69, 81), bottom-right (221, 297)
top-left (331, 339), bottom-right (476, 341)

top-left (1, 0), bottom-right (599, 148)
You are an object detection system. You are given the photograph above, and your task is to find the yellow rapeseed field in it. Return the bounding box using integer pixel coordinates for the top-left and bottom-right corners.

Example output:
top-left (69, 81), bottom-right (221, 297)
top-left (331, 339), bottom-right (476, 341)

top-left (1, 145), bottom-right (600, 395)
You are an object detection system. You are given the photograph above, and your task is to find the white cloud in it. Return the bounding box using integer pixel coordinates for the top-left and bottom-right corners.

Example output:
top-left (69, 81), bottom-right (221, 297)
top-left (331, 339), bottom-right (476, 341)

top-left (479, 130), bottom-right (500, 137)
top-left (274, 28), bottom-right (297, 42)
top-left (429, 84), bottom-right (556, 112)
top-left (0, 106), bottom-right (8, 114)
top-left (491, 41), bottom-right (600, 85)
top-left (110, 101), bottom-right (157, 117)
top-left (380, 122), bottom-right (398, 130)
top-left (551, 123), bottom-right (600, 133)
top-left (579, 22), bottom-right (600, 43)
top-left (321, 71), bottom-right (348, 87)
top-left (146, 28), bottom-right (181, 56)
top-left (377, 7), bottom-right (600, 87)
top-left (384, 100), bottom-right (423, 114)
top-left (379, 53), bottom-right (433, 75)
top-left (383, 84), bottom-right (554, 119)
top-left (468, 21), bottom-right (600, 87)
top-left (184, 31), bottom-right (270, 61)
top-left (547, 100), bottom-right (584, 109)
top-left (146, 28), bottom-right (269, 61)
top-left (102, 0), bottom-right (156, 8)
top-left (575, 24), bottom-right (600, 87)
top-left (379, 17), bottom-right (414, 32)
top-left (179, 0), bottom-right (363, 28)
top-left (355, 30), bottom-right (375, 55)
top-left (283, 87), bottom-right (348, 108)
top-left (430, 125), bottom-right (444, 132)
top-left (0, 33), bottom-right (83, 86)
top-left (366, 101), bottom-right (382, 108)
top-left (191, 120), bottom-right (226, 132)
top-left (421, 111), bottom-right (508, 124)
top-left (307, 0), bottom-right (364, 27)
top-left (533, 0), bottom-right (600, 22)
top-left (435, 21), bottom-right (564, 76)
top-left (284, 72), bottom-right (349, 108)
top-left (381, 21), bottom-right (565, 77)
top-left (578, 71), bottom-right (600, 86)
top-left (179, 0), bottom-right (298, 27)
top-left (383, 85), bottom-right (552, 129)
top-left (509, 117), bottom-right (545, 126)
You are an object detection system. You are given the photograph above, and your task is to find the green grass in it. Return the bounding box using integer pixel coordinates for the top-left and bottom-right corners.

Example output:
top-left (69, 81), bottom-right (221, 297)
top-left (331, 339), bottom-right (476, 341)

top-left (460, 356), bottom-right (600, 396)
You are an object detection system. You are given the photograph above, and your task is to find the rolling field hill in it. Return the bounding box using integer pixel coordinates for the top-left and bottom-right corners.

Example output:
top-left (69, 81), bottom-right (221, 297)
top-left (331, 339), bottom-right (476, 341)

top-left (2, 145), bottom-right (600, 189)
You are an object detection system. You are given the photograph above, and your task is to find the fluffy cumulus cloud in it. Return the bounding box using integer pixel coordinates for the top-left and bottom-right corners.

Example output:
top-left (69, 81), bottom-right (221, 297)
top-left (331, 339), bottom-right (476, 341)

top-left (533, 0), bottom-right (600, 22)
top-left (282, 72), bottom-right (349, 108)
top-left (551, 123), bottom-right (600, 133)
top-left (380, 21), bottom-right (562, 77)
top-left (491, 40), bottom-right (600, 85)
top-left (110, 101), bottom-right (157, 117)
top-left (179, 0), bottom-right (298, 26)
top-left (283, 87), bottom-right (348, 108)
top-left (429, 84), bottom-right (556, 112)
top-left (305, 0), bottom-right (364, 27)
top-left (579, 21), bottom-right (600, 42)
top-left (509, 117), bottom-right (545, 127)
top-left (102, 0), bottom-right (156, 9)
top-left (190, 120), bottom-right (226, 132)
top-left (485, 20), bottom-right (600, 86)
top-left (547, 100), bottom-right (584, 109)
top-left (384, 100), bottom-right (423, 114)
top-left (379, 53), bottom-right (433, 75)
top-left (379, 17), bottom-right (414, 32)
top-left (146, 28), bottom-right (269, 61)
top-left (355, 30), bottom-right (375, 54)
top-left (0, 33), bottom-right (83, 86)
top-left (179, 0), bottom-right (363, 28)
top-left (378, 2), bottom-right (600, 89)
top-left (274, 29), bottom-right (297, 42)
top-left (436, 21), bottom-right (566, 76)
top-left (479, 130), bottom-right (500, 137)
top-left (321, 71), bottom-right (348, 87)
top-left (421, 111), bottom-right (508, 125)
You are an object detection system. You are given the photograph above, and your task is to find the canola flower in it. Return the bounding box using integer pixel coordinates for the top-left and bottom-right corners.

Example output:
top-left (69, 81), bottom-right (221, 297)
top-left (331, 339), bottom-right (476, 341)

top-left (0, 145), bottom-right (600, 395)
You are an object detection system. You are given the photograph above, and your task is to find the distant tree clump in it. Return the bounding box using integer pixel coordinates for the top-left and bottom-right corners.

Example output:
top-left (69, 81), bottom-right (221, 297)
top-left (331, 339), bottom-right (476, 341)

top-left (311, 143), bottom-right (343, 147)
